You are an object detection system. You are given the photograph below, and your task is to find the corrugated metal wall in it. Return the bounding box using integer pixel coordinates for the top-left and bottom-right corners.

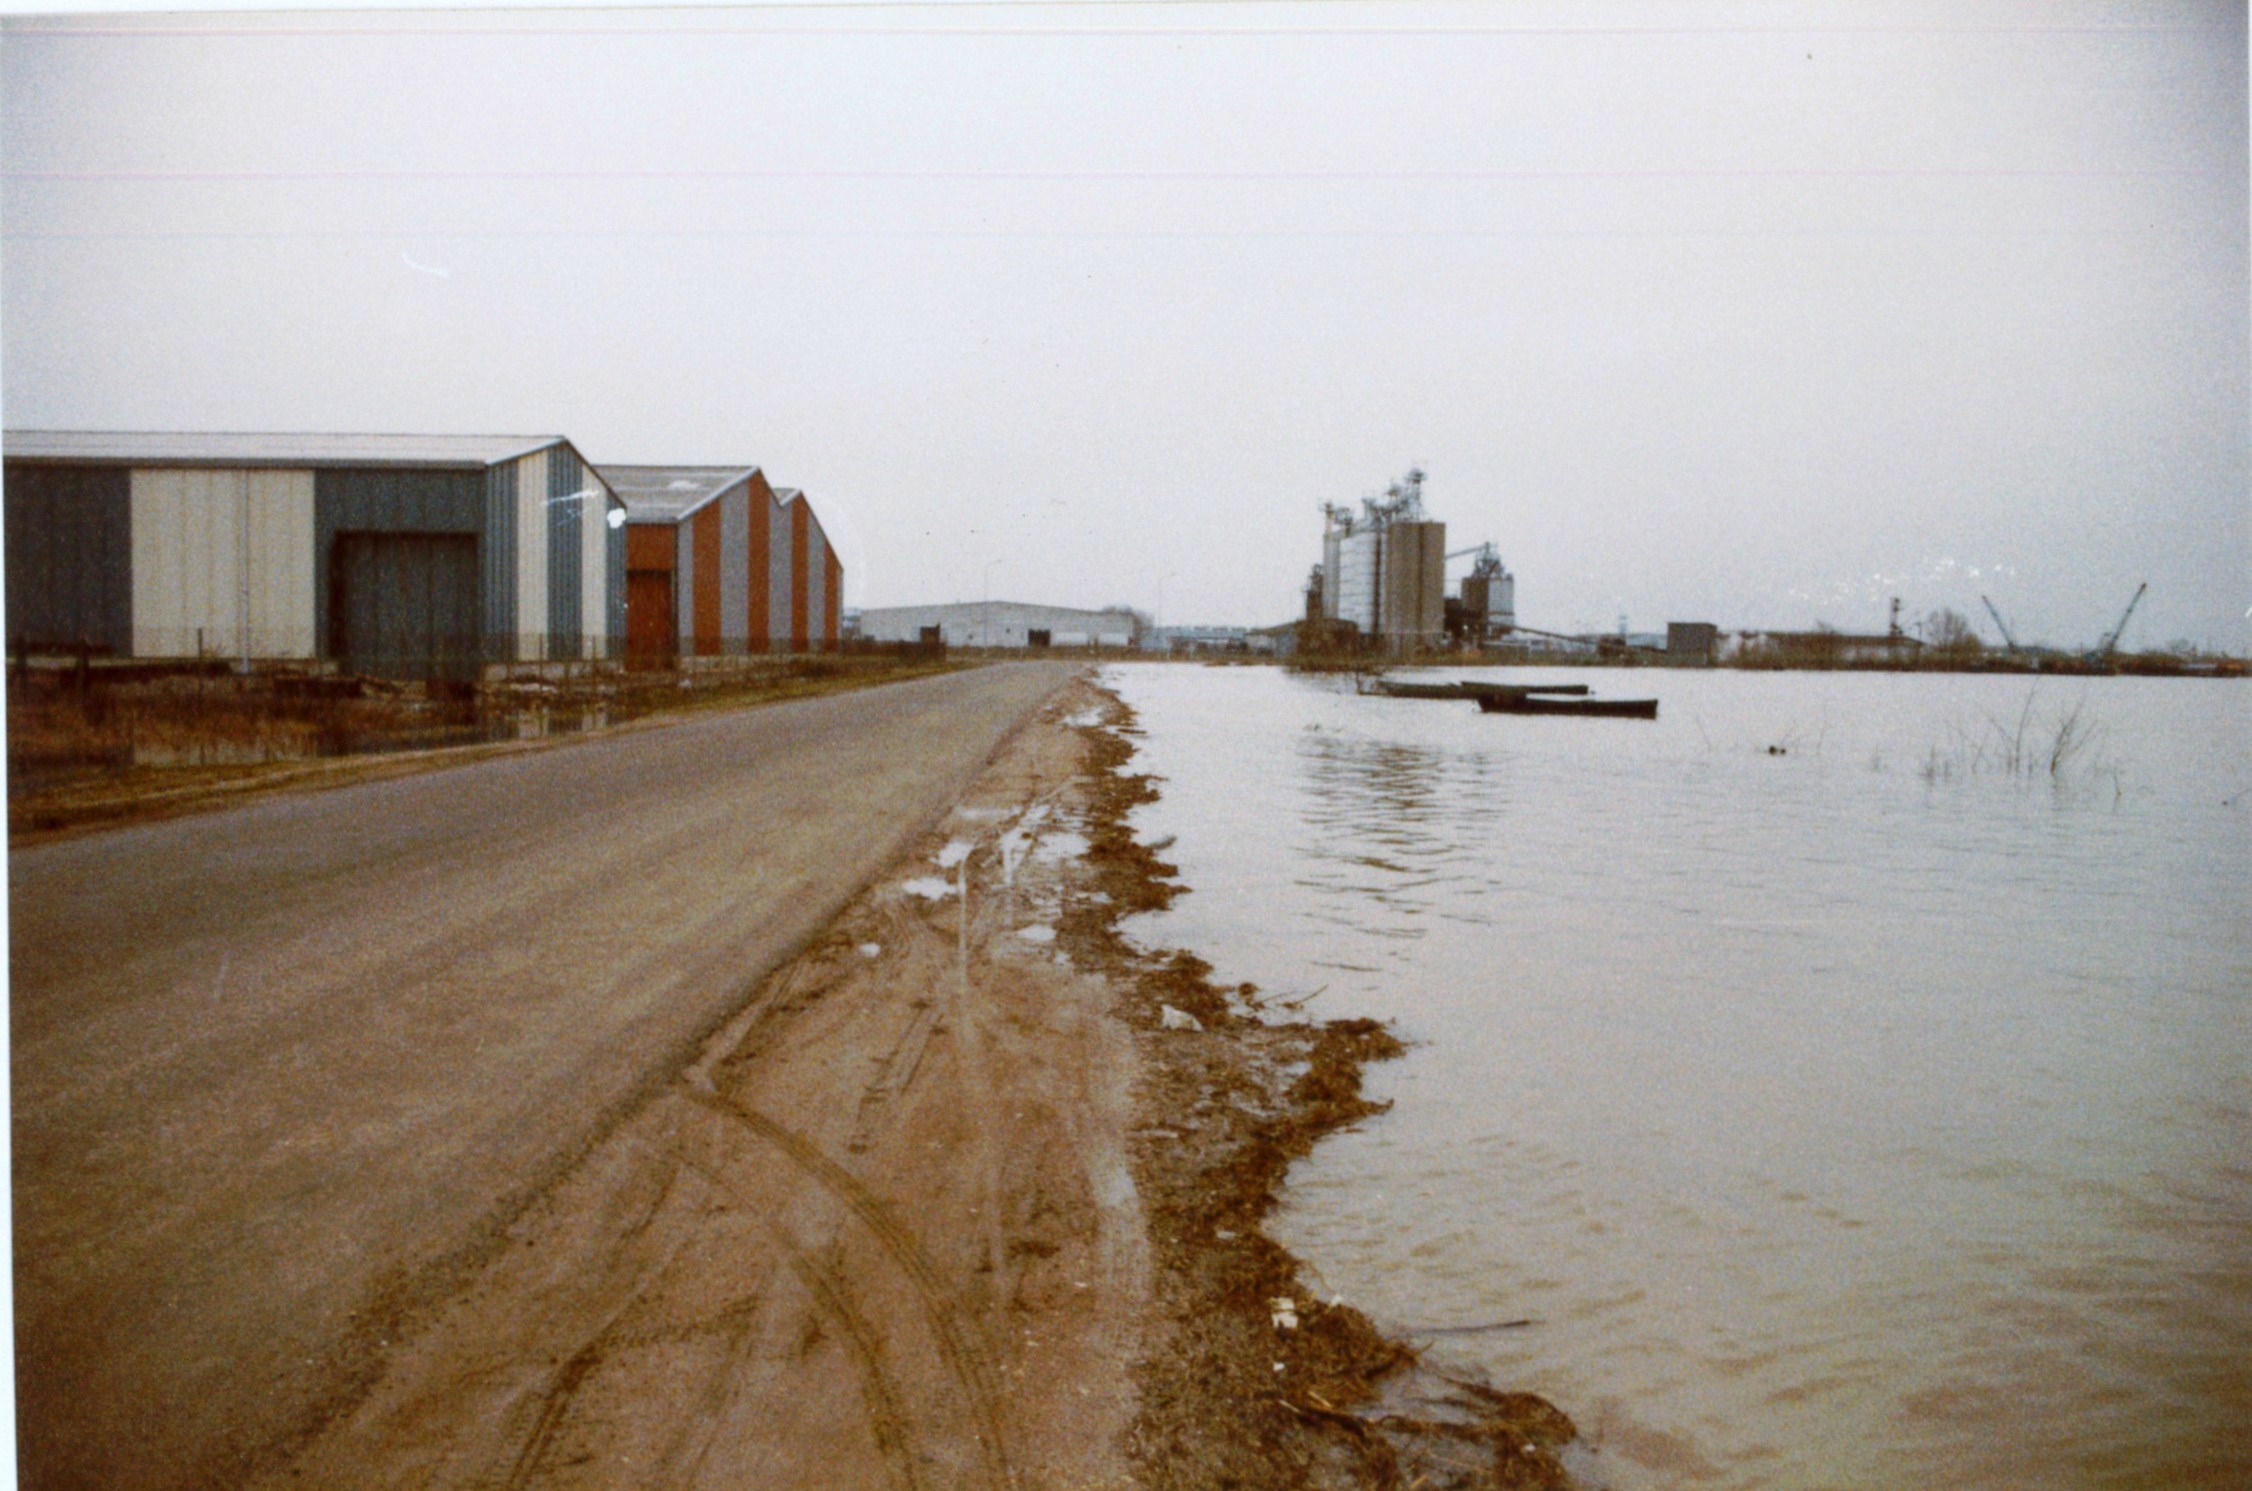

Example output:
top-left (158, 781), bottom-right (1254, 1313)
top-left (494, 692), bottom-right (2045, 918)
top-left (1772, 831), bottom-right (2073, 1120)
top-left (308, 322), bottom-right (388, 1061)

top-left (1378, 521), bottom-right (1446, 645)
top-left (608, 509), bottom-right (626, 653)
top-left (130, 468), bottom-right (317, 658)
top-left (8, 444), bottom-right (625, 674)
top-left (802, 509), bottom-right (827, 650)
top-left (690, 503), bottom-right (722, 654)
top-left (3, 462), bottom-right (133, 654)
top-left (824, 547), bottom-right (842, 647)
top-left (719, 483), bottom-right (749, 649)
top-left (513, 448), bottom-right (550, 661)
top-left (332, 532), bottom-right (481, 680)
top-left (766, 498), bottom-right (792, 651)
top-left (748, 489), bottom-right (772, 650)
top-left (674, 518), bottom-right (695, 650)
top-left (624, 523), bottom-right (674, 572)
top-left (857, 603), bottom-right (1131, 647)
top-left (546, 447), bottom-right (583, 659)
top-left (315, 467), bottom-right (485, 660)
top-left (788, 500), bottom-right (810, 650)
top-left (482, 461), bottom-right (519, 655)
top-left (586, 488), bottom-right (616, 659)
top-left (1335, 529), bottom-right (1380, 633)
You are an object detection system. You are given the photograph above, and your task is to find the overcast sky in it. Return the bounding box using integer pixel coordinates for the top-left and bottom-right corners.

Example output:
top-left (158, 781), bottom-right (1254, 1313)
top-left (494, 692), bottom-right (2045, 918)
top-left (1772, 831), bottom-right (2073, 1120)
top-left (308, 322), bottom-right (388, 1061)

top-left (3, 0), bottom-right (2245, 647)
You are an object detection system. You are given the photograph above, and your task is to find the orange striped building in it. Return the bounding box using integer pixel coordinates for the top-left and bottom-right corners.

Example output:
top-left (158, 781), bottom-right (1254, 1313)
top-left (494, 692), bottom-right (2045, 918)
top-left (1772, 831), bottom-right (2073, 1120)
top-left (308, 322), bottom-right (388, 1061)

top-left (599, 464), bottom-right (842, 667)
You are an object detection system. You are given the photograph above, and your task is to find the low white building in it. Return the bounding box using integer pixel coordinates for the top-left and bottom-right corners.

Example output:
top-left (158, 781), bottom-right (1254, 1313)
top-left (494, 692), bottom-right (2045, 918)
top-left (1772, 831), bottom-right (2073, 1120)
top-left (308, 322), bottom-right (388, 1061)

top-left (855, 601), bottom-right (1140, 649)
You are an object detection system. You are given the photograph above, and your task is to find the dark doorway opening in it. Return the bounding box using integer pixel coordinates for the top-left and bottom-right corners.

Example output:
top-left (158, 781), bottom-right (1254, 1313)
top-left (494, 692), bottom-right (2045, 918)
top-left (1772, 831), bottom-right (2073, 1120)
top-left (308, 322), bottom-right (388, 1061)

top-left (626, 570), bottom-right (677, 669)
top-left (330, 532), bottom-right (480, 681)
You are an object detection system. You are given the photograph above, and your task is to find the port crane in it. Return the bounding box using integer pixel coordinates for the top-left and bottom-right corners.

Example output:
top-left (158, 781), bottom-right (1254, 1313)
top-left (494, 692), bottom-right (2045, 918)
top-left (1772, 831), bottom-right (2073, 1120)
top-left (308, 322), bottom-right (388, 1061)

top-left (2090, 581), bottom-right (2147, 664)
top-left (1980, 595), bottom-right (2021, 656)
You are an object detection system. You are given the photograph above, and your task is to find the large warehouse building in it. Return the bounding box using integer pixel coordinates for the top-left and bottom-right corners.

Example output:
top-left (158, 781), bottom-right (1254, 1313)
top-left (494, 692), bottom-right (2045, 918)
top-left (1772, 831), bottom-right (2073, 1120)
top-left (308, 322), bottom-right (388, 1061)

top-left (601, 464), bottom-right (843, 665)
top-left (3, 432), bottom-right (626, 679)
top-left (856, 601), bottom-right (1139, 649)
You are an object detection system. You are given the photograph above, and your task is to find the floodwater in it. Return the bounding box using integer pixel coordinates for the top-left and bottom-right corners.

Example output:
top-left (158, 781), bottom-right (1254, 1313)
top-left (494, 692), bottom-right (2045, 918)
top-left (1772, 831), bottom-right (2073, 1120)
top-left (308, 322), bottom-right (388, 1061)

top-left (1109, 664), bottom-right (2250, 1491)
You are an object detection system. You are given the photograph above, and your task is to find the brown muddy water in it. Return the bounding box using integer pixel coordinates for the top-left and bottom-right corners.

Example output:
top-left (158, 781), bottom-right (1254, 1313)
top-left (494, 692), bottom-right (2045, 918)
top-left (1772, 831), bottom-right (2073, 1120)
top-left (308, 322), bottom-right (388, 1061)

top-left (1110, 664), bottom-right (2249, 1490)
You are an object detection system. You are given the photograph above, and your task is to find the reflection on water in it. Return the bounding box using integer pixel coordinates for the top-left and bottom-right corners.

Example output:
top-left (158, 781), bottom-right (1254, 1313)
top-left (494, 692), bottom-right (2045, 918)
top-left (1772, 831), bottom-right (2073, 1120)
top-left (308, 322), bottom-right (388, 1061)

top-left (1114, 664), bottom-right (2252, 1491)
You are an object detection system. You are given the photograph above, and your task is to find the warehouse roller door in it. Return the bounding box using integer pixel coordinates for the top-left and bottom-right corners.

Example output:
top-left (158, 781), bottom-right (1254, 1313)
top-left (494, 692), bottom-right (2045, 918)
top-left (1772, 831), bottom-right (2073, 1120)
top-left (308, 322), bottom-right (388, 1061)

top-left (625, 569), bottom-right (676, 668)
top-left (330, 532), bottom-right (481, 681)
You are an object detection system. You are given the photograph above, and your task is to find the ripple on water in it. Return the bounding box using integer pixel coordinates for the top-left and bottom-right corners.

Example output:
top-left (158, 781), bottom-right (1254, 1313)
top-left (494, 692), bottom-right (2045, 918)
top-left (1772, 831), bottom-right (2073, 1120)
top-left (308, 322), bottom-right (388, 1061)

top-left (1114, 663), bottom-right (2252, 1491)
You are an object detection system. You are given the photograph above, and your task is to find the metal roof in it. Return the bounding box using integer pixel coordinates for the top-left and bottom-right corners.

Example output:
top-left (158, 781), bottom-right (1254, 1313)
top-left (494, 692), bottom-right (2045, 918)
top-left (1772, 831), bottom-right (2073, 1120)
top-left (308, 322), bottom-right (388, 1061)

top-left (3, 430), bottom-right (565, 469)
top-left (595, 464), bottom-right (760, 523)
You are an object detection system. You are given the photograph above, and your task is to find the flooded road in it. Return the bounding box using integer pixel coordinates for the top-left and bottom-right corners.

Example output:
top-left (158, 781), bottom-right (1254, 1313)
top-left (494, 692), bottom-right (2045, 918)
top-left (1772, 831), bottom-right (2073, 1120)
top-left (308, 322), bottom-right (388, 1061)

top-left (1113, 663), bottom-right (2249, 1490)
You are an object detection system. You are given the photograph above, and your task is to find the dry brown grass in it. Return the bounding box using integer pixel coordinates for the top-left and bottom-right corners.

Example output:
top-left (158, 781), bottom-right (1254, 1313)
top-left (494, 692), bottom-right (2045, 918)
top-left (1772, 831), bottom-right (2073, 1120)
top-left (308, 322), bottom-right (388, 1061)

top-left (6, 655), bottom-right (974, 843)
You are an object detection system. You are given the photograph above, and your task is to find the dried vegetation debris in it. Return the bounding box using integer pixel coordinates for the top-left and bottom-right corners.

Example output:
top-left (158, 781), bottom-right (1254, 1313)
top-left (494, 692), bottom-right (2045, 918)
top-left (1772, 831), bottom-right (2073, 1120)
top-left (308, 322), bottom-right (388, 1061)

top-left (1063, 688), bottom-right (1580, 1491)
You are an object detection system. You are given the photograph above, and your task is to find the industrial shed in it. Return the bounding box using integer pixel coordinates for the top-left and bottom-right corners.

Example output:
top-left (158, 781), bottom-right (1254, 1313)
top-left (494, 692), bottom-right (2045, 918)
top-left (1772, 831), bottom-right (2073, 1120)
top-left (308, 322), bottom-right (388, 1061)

top-left (856, 601), bottom-right (1139, 649)
top-left (602, 464), bottom-right (843, 663)
top-left (777, 488), bottom-right (843, 652)
top-left (3, 432), bottom-right (625, 680)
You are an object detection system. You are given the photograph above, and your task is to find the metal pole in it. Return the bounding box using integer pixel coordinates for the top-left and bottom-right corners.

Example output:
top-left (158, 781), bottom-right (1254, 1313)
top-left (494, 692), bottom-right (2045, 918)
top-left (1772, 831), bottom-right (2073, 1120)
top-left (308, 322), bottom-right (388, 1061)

top-left (238, 477), bottom-right (252, 673)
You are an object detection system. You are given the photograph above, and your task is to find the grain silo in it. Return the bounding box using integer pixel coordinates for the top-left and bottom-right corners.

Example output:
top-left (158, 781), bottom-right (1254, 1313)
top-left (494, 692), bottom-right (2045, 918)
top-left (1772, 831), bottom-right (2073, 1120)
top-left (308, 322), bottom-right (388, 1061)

top-left (1316, 468), bottom-right (1448, 652)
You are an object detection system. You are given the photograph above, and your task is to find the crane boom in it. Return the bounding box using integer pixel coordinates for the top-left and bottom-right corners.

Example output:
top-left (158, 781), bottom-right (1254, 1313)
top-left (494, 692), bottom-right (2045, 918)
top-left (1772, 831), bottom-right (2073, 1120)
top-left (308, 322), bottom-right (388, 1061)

top-left (2095, 582), bottom-right (2147, 659)
top-left (1981, 595), bottom-right (2020, 653)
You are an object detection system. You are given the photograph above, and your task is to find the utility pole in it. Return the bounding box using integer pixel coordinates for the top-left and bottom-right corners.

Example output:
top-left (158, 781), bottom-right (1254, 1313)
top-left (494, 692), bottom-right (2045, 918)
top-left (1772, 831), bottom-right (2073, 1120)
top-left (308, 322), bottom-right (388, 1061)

top-left (238, 477), bottom-right (252, 673)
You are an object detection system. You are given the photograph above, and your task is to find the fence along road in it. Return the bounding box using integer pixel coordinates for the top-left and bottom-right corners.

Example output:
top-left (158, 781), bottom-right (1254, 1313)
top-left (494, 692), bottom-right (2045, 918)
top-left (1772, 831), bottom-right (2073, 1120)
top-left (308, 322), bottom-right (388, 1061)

top-left (8, 660), bottom-right (1079, 1491)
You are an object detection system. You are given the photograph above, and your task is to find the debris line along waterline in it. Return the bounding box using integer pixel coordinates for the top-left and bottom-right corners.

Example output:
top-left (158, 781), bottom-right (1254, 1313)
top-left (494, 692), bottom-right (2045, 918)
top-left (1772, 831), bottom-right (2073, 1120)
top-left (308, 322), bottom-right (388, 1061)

top-left (1063, 682), bottom-right (1583, 1490)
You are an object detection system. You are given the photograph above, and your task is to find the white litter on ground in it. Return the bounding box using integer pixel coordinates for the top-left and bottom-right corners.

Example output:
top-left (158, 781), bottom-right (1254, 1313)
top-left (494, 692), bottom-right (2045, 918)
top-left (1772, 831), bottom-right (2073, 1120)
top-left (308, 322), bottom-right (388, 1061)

top-left (997, 829), bottom-right (1030, 887)
top-left (1270, 1298), bottom-right (1300, 1331)
top-left (857, 943), bottom-right (882, 959)
top-left (1160, 1005), bottom-right (1202, 1032)
top-left (1032, 830), bottom-right (1090, 863)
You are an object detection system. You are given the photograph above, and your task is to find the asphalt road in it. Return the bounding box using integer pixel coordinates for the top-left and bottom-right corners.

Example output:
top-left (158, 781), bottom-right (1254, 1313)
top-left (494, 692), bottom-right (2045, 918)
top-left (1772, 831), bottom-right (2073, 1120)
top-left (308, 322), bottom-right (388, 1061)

top-left (8, 661), bottom-right (1078, 1491)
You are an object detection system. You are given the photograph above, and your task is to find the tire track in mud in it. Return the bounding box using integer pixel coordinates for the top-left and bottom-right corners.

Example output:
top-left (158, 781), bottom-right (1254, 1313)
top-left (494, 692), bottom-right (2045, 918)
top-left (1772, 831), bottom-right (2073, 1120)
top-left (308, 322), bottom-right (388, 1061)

top-left (501, 1336), bottom-right (606, 1491)
top-left (500, 1178), bottom-right (691, 1491)
top-left (681, 1088), bottom-right (1021, 1491)
top-left (667, 1147), bottom-right (928, 1491)
top-left (774, 1235), bottom-right (927, 1491)
top-left (649, 1304), bottom-right (761, 1491)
